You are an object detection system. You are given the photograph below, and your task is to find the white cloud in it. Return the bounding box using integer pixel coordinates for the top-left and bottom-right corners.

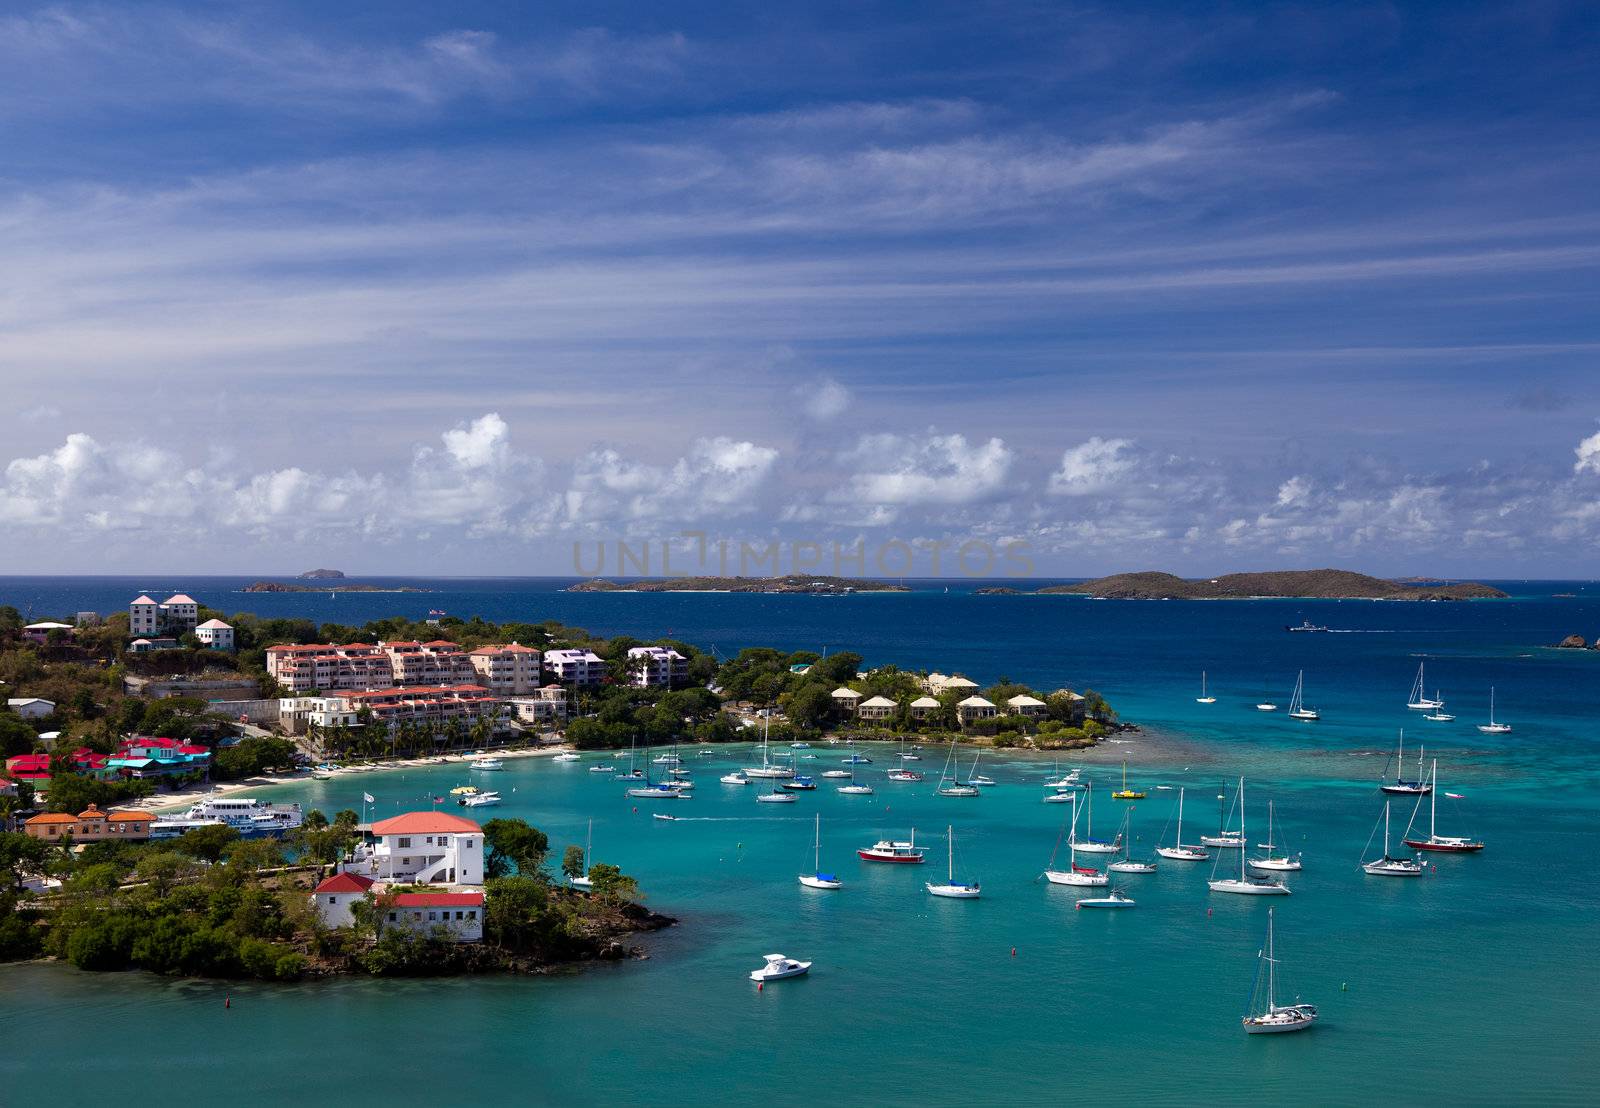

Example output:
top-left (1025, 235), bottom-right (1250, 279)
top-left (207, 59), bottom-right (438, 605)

top-left (1276, 475), bottom-right (1312, 507)
top-left (834, 432), bottom-right (1013, 514)
top-left (1048, 437), bottom-right (1137, 496)
top-left (802, 378), bottom-right (852, 421)
top-left (565, 436), bottom-right (779, 524)
top-left (1575, 426), bottom-right (1600, 475)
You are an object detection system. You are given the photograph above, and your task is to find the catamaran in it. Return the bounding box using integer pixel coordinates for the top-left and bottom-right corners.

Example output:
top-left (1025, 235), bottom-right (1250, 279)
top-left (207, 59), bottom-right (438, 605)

top-left (1200, 783), bottom-right (1245, 848)
top-left (1155, 787), bottom-right (1210, 861)
top-left (1248, 800), bottom-right (1302, 872)
top-left (799, 814), bottom-right (843, 889)
top-left (926, 825), bottom-right (981, 898)
top-left (1196, 670), bottom-right (1216, 704)
top-left (1361, 800), bottom-right (1424, 876)
top-left (1287, 670), bottom-right (1319, 720)
top-left (1379, 730), bottom-right (1430, 795)
top-left (1241, 908), bottom-right (1318, 1034)
top-left (1403, 760), bottom-right (1485, 853)
top-left (1111, 760), bottom-right (1145, 799)
top-left (1044, 793), bottom-right (1109, 886)
top-left (1407, 662), bottom-right (1444, 710)
top-left (1477, 687), bottom-right (1512, 734)
top-left (1107, 810), bottom-right (1158, 873)
top-left (1208, 778), bottom-right (1290, 895)
top-left (1070, 786), bottom-right (1120, 853)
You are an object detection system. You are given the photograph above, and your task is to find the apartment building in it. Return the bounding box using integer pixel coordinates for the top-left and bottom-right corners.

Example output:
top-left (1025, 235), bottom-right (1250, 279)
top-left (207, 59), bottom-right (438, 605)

top-left (129, 593), bottom-right (200, 637)
top-left (467, 643), bottom-right (542, 695)
top-left (383, 640), bottom-right (478, 686)
top-left (265, 643), bottom-right (395, 693)
top-left (331, 685), bottom-right (505, 733)
top-left (627, 645), bottom-right (689, 688)
top-left (544, 648), bottom-right (606, 686)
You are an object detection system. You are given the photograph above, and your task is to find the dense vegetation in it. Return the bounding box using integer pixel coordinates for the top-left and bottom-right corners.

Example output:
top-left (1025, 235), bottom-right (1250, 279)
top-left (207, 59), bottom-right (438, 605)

top-left (1037, 569), bottom-right (1506, 600)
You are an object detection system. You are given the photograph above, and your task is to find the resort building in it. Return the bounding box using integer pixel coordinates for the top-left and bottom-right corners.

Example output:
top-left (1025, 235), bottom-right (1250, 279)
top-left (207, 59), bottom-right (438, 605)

top-left (856, 695), bottom-right (897, 722)
top-left (23, 805), bottom-right (155, 843)
top-left (21, 622), bottom-right (75, 644)
top-left (627, 646), bottom-right (689, 688)
top-left (129, 593), bottom-right (200, 636)
top-left (194, 619), bottom-right (235, 651)
top-left (924, 673), bottom-right (980, 696)
top-left (1051, 690), bottom-right (1088, 724)
top-left (908, 696), bottom-right (942, 720)
top-left (384, 891), bottom-right (485, 943)
top-left (265, 643), bottom-right (395, 692)
top-left (1006, 694), bottom-right (1048, 718)
top-left (468, 643), bottom-right (543, 695)
top-left (956, 695), bottom-right (998, 724)
top-left (330, 685), bottom-right (506, 734)
top-left (358, 811), bottom-right (484, 886)
top-left (545, 648), bottom-right (606, 686)
top-left (383, 640), bottom-right (478, 686)
top-left (108, 736), bottom-right (212, 779)
top-left (6, 698), bottom-right (56, 720)
top-left (830, 688), bottom-right (863, 716)
top-left (507, 686), bottom-right (570, 726)
top-left (311, 871), bottom-right (376, 929)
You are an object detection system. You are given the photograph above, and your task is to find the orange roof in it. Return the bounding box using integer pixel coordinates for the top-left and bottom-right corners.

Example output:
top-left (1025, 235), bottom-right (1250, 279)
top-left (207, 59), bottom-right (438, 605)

top-left (371, 811), bottom-right (481, 835)
top-left (106, 809), bottom-right (154, 822)
top-left (27, 813), bottom-right (78, 825)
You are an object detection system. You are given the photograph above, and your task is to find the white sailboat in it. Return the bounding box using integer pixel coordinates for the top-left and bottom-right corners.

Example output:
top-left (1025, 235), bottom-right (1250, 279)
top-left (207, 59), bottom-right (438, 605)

top-left (1200, 783), bottom-right (1245, 848)
top-left (1248, 800), bottom-right (1302, 872)
top-left (745, 713), bottom-right (795, 778)
top-left (1287, 670), bottom-right (1319, 721)
top-left (1107, 810), bottom-right (1158, 873)
top-left (926, 825), bottom-right (981, 898)
top-left (1069, 786), bottom-right (1120, 853)
top-left (1155, 787), bottom-right (1210, 861)
top-left (1406, 662), bottom-right (1444, 710)
top-left (1361, 800), bottom-right (1424, 876)
top-left (1209, 778), bottom-right (1291, 895)
top-left (1196, 671), bottom-right (1216, 704)
top-left (935, 736), bottom-right (979, 797)
top-left (1422, 695), bottom-right (1455, 722)
top-left (965, 748), bottom-right (995, 787)
top-left (1044, 793), bottom-right (1109, 886)
top-left (569, 819), bottom-right (594, 889)
top-left (1242, 908), bottom-right (1318, 1034)
top-left (798, 814), bottom-right (843, 889)
top-left (1477, 687), bottom-right (1512, 734)
top-left (837, 765), bottom-right (873, 795)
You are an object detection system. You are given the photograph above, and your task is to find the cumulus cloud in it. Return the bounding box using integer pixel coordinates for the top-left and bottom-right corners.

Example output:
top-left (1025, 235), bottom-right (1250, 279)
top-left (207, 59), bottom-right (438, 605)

top-left (834, 432), bottom-right (1013, 514)
top-left (1048, 437), bottom-right (1137, 496)
top-left (1575, 426), bottom-right (1600, 475)
top-left (565, 436), bottom-right (779, 524)
top-left (802, 378), bottom-right (852, 421)
top-left (1276, 475), bottom-right (1312, 507)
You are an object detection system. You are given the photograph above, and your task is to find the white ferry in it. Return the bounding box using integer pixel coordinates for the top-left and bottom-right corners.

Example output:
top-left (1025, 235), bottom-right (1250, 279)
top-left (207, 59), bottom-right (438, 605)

top-left (149, 816), bottom-right (229, 840)
top-left (180, 796), bottom-right (305, 837)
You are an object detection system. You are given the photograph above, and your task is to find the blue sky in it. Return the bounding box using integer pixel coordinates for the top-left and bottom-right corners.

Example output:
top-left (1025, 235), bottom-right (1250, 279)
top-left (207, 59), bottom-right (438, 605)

top-left (2, 1), bottom-right (1598, 577)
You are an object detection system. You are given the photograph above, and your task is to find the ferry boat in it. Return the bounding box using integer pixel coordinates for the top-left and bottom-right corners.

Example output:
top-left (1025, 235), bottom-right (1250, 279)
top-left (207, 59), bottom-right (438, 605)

top-left (149, 816), bottom-right (229, 840)
top-left (858, 831), bottom-right (926, 863)
top-left (1285, 618), bottom-right (1329, 633)
top-left (180, 797), bottom-right (304, 837)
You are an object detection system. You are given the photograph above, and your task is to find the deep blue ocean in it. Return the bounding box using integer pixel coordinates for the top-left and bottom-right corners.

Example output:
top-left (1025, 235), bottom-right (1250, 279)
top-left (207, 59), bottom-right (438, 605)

top-left (2, 576), bottom-right (1597, 1105)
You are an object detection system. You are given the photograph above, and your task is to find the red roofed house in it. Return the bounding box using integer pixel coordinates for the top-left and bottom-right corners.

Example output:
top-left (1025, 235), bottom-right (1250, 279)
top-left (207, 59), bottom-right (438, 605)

top-left (24, 805), bottom-right (154, 842)
top-left (383, 640), bottom-right (476, 686)
top-left (384, 891), bottom-right (485, 942)
top-left (311, 870), bottom-right (376, 929)
top-left (467, 643), bottom-right (542, 695)
top-left (5, 754), bottom-right (53, 784)
top-left (363, 811), bottom-right (485, 886)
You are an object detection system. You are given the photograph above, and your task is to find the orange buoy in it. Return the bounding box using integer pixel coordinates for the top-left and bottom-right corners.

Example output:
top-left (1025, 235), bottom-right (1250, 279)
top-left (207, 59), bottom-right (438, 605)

top-left (1207, 908), bottom-right (1213, 918)
top-left (1010, 947), bottom-right (1017, 957)
top-left (225, 997), bottom-right (231, 1008)
top-left (757, 981), bottom-right (763, 992)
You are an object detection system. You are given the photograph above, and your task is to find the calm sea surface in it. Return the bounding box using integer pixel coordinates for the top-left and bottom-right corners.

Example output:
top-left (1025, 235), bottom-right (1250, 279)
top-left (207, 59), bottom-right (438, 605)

top-left (2, 576), bottom-right (1597, 1105)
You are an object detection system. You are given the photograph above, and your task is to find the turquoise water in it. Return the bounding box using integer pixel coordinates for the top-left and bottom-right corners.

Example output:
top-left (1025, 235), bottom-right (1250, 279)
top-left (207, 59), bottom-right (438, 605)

top-left (2, 577), bottom-right (1598, 1104)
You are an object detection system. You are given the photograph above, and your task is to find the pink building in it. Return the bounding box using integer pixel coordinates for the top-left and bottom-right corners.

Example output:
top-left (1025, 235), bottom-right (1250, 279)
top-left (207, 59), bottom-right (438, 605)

top-left (468, 643), bottom-right (542, 695)
top-left (266, 643), bottom-right (396, 692)
top-left (382, 641), bottom-right (478, 686)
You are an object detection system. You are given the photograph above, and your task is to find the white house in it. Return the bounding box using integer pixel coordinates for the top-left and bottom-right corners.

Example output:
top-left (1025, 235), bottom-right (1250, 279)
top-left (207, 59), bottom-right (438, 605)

top-left (312, 870), bottom-right (376, 929)
top-left (129, 593), bottom-right (200, 636)
top-left (508, 686), bottom-right (569, 726)
top-left (383, 891), bottom-right (484, 942)
top-left (359, 811), bottom-right (484, 886)
top-left (544, 648), bottom-right (606, 686)
top-left (925, 673), bottom-right (980, 695)
top-left (195, 619), bottom-right (235, 651)
top-left (160, 594), bottom-right (199, 631)
top-left (627, 646), bottom-right (689, 687)
top-left (956, 695), bottom-right (998, 724)
top-left (129, 595), bottom-right (160, 636)
top-left (857, 695), bottom-right (897, 722)
top-left (909, 695), bottom-right (942, 720)
top-left (830, 688), bottom-right (863, 715)
top-left (7, 698), bottom-right (55, 720)
top-left (1006, 694), bottom-right (1048, 718)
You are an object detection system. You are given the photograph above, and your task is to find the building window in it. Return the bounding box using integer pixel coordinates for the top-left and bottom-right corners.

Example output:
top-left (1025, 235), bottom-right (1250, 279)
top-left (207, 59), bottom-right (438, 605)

top-left (428, 911), bottom-right (437, 921)
top-left (328, 897), bottom-right (337, 905)
top-left (398, 837), bottom-right (412, 848)
top-left (467, 910), bottom-right (477, 919)
top-left (387, 912), bottom-right (397, 922)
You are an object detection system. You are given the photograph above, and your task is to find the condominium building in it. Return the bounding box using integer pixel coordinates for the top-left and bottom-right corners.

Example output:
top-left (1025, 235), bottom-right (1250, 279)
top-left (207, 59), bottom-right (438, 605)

top-left (507, 685), bottom-right (570, 726)
top-left (544, 648), bottom-right (606, 686)
top-left (129, 593), bottom-right (200, 636)
top-left (468, 643), bottom-right (543, 695)
top-left (627, 645), bottom-right (689, 688)
top-left (331, 685), bottom-right (505, 733)
top-left (195, 619), bottom-right (235, 651)
top-left (857, 695), bottom-right (897, 722)
top-left (265, 643), bottom-right (395, 692)
top-left (383, 641), bottom-right (478, 686)
top-left (956, 695), bottom-right (998, 724)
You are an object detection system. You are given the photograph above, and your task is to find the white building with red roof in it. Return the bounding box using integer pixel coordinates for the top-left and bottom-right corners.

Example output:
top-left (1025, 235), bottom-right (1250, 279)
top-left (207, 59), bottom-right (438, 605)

top-left (468, 642), bottom-right (542, 695)
top-left (311, 870), bottom-right (376, 929)
top-left (383, 640), bottom-right (477, 686)
top-left (265, 643), bottom-right (395, 692)
top-left (359, 810), bottom-right (485, 886)
top-left (383, 891), bottom-right (485, 942)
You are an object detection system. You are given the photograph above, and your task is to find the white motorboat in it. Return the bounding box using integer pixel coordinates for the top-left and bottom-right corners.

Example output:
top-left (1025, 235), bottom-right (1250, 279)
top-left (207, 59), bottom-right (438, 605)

top-left (1209, 779), bottom-right (1290, 895)
top-left (1255, 702), bottom-right (1277, 712)
top-left (720, 772), bottom-right (750, 785)
top-left (925, 825), bottom-right (981, 899)
top-left (180, 797), bottom-right (303, 837)
top-left (461, 790), bottom-right (502, 808)
top-left (1196, 670), bottom-right (1217, 704)
top-left (1406, 662), bottom-right (1444, 710)
top-left (820, 769), bottom-right (852, 779)
top-left (798, 814), bottom-right (843, 890)
top-left (553, 752), bottom-right (581, 762)
top-left (1076, 889), bottom-right (1136, 909)
top-left (858, 832), bottom-right (925, 863)
top-left (653, 753), bottom-right (681, 765)
top-left (1069, 787), bottom-right (1120, 853)
top-left (589, 764), bottom-right (616, 774)
top-left (1155, 787), bottom-right (1210, 861)
top-left (1043, 764), bottom-right (1080, 788)
top-left (653, 813), bottom-right (677, 822)
top-left (1362, 800), bottom-right (1424, 876)
top-left (1044, 793), bottom-right (1109, 886)
top-left (669, 767), bottom-right (693, 777)
top-left (1242, 908), bottom-right (1318, 1035)
top-left (1477, 686), bottom-right (1512, 734)
top-left (779, 776), bottom-right (816, 791)
top-left (749, 954), bottom-right (811, 982)
top-left (1248, 800), bottom-right (1302, 872)
top-left (790, 742), bottom-right (810, 749)
top-left (888, 769), bottom-right (924, 782)
top-left (470, 756), bottom-right (505, 771)
top-left (1043, 791), bottom-right (1074, 804)
top-left (569, 820), bottom-right (595, 889)
top-left (1286, 670), bottom-right (1319, 720)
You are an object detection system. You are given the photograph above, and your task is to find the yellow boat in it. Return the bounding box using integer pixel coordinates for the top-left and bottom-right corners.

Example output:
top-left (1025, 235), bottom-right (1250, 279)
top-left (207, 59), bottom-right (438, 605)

top-left (449, 785), bottom-right (480, 795)
top-left (1111, 761), bottom-right (1145, 800)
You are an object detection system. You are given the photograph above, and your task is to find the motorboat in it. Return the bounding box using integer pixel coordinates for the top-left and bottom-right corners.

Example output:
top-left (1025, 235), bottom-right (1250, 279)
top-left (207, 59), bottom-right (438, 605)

top-left (470, 756), bottom-right (505, 771)
top-left (820, 769), bottom-right (852, 779)
top-left (653, 813), bottom-right (677, 821)
top-left (1155, 787), bottom-right (1210, 860)
top-left (1043, 791), bottom-right (1074, 804)
top-left (1285, 618), bottom-right (1329, 633)
top-left (589, 764), bottom-right (616, 773)
top-left (1209, 778), bottom-right (1291, 895)
top-left (553, 752), bottom-right (581, 762)
top-left (653, 753), bottom-right (681, 765)
top-left (461, 790), bottom-right (502, 808)
top-left (790, 742), bottom-right (810, 749)
top-left (1242, 908), bottom-right (1318, 1034)
top-left (1255, 703), bottom-right (1278, 712)
top-left (887, 769), bottom-right (924, 782)
top-left (780, 776), bottom-right (817, 791)
top-left (749, 954), bottom-right (811, 982)
top-left (858, 832), bottom-right (925, 863)
top-left (669, 767), bottom-right (693, 777)
top-left (1362, 800), bottom-right (1424, 876)
top-left (842, 753), bottom-right (873, 765)
top-left (1076, 889), bottom-right (1136, 909)
top-left (181, 797), bottom-right (303, 837)
top-left (925, 826), bottom-right (981, 898)
top-left (720, 772), bottom-right (750, 785)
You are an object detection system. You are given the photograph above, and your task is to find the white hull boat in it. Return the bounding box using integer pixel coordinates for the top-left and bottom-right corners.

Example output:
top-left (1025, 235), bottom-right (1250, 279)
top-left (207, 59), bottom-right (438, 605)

top-left (1196, 670), bottom-right (1216, 704)
top-left (750, 954), bottom-right (810, 982)
top-left (1209, 778), bottom-right (1290, 894)
top-left (1477, 686), bottom-right (1512, 734)
top-left (720, 773), bottom-right (750, 785)
top-left (1044, 793), bottom-right (1109, 886)
top-left (1362, 800), bottom-right (1424, 876)
top-left (1243, 908), bottom-right (1317, 1035)
top-left (1077, 889), bottom-right (1136, 909)
top-left (926, 825), bottom-right (980, 898)
top-left (799, 815), bottom-right (842, 890)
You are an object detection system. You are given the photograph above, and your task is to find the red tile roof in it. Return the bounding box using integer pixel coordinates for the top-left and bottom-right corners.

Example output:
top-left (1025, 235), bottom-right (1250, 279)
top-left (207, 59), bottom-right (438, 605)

top-left (371, 811), bottom-right (481, 835)
top-left (27, 813), bottom-right (78, 825)
top-left (314, 872), bottom-right (377, 894)
top-left (392, 892), bottom-right (484, 908)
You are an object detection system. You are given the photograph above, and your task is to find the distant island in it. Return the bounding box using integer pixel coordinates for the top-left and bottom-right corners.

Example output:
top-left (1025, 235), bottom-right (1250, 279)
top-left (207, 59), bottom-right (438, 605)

top-left (297, 568), bottom-right (346, 579)
top-left (243, 581), bottom-right (426, 593)
top-left (568, 574), bottom-right (909, 594)
top-left (1031, 569), bottom-right (1506, 601)
top-left (974, 586), bottom-right (1024, 595)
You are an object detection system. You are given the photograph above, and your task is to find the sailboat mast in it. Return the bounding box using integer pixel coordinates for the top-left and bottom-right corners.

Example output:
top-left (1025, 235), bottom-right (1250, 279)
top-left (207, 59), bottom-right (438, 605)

top-left (1177, 788), bottom-right (1184, 844)
top-left (1266, 909), bottom-right (1277, 1009)
top-left (947, 825), bottom-right (954, 882)
top-left (1429, 760), bottom-right (1438, 839)
top-left (1238, 777), bottom-right (1247, 881)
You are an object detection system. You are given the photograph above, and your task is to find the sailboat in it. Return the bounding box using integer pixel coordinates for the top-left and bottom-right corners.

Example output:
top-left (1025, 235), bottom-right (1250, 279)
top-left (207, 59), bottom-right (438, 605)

top-left (1403, 760), bottom-right (1485, 852)
top-left (965, 748), bottom-right (995, 787)
top-left (568, 819), bottom-right (594, 889)
top-left (1069, 785), bottom-right (1120, 853)
top-left (935, 737), bottom-right (979, 797)
top-left (1361, 800), bottom-right (1424, 876)
top-left (1247, 800), bottom-right (1302, 872)
top-left (1287, 670), bottom-right (1319, 721)
top-left (837, 766), bottom-right (873, 795)
top-left (798, 814), bottom-right (843, 889)
top-left (1422, 694), bottom-right (1455, 722)
top-left (925, 825), bottom-right (981, 898)
top-left (1242, 908), bottom-right (1318, 1034)
top-left (613, 736), bottom-right (644, 780)
top-left (1044, 793), bottom-right (1108, 886)
top-left (1379, 730), bottom-right (1430, 795)
top-left (1209, 778), bottom-right (1291, 894)
top-left (1196, 671), bottom-right (1216, 704)
top-left (1155, 787), bottom-right (1210, 861)
top-left (1111, 760), bottom-right (1145, 800)
top-left (1407, 662), bottom-right (1444, 710)
top-left (1477, 687), bottom-right (1512, 734)
top-left (1107, 810), bottom-right (1158, 873)
top-left (745, 713), bottom-right (795, 778)
top-left (625, 751), bottom-right (685, 799)
top-left (1200, 783), bottom-right (1245, 848)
